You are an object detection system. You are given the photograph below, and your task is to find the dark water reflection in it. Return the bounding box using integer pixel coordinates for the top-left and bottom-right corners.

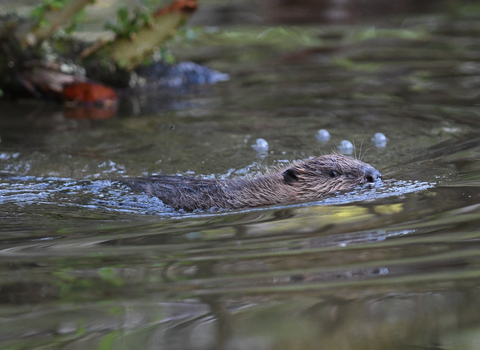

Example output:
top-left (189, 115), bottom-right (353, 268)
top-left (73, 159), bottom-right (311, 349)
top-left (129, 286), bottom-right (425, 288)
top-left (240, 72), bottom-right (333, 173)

top-left (3, 8), bottom-right (480, 350)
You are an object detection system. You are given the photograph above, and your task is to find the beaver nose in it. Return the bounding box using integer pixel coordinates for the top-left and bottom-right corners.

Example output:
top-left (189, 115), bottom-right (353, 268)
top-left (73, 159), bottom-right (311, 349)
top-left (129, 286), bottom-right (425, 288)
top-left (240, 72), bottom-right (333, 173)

top-left (365, 168), bottom-right (382, 183)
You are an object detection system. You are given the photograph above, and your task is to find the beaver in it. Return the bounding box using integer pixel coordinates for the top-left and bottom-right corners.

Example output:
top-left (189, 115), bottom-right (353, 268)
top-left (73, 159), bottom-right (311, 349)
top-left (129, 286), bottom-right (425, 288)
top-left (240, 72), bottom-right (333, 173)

top-left (122, 154), bottom-right (382, 211)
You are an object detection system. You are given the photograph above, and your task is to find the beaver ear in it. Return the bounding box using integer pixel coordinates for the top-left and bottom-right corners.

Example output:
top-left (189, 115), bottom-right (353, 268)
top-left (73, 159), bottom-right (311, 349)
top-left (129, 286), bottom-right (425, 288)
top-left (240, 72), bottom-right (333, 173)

top-left (283, 168), bottom-right (299, 184)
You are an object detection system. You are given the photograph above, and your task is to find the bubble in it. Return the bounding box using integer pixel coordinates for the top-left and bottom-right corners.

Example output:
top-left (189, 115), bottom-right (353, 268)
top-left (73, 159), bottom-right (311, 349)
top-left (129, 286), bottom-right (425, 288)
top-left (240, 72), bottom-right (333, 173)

top-left (252, 138), bottom-right (269, 152)
top-left (371, 133), bottom-right (387, 147)
top-left (337, 140), bottom-right (354, 154)
top-left (316, 129), bottom-right (330, 142)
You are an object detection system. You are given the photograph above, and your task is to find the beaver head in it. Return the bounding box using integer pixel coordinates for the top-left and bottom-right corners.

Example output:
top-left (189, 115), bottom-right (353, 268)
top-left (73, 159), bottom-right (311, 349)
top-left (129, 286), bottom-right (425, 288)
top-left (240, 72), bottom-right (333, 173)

top-left (281, 154), bottom-right (382, 201)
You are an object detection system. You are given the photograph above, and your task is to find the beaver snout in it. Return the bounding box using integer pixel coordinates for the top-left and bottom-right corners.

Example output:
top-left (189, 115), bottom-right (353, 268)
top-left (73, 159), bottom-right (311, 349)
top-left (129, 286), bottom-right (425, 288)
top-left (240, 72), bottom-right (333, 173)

top-left (364, 167), bottom-right (382, 183)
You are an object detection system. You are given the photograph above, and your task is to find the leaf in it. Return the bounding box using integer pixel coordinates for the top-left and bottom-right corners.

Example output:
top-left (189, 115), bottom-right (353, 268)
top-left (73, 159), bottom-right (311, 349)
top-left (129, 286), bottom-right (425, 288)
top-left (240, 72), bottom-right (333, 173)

top-left (30, 6), bottom-right (46, 19)
top-left (117, 7), bottom-right (129, 26)
top-left (65, 8), bottom-right (87, 33)
top-left (50, 0), bottom-right (66, 10)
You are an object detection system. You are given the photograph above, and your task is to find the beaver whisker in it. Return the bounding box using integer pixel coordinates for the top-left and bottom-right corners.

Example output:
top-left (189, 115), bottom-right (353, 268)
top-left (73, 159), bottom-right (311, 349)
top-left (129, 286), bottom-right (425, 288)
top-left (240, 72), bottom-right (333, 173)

top-left (361, 147), bottom-right (372, 162)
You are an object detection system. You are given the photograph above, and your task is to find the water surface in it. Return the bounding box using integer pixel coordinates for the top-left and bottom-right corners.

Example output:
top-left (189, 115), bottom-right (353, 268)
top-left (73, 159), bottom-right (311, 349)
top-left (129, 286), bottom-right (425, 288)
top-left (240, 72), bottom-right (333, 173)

top-left (2, 8), bottom-right (480, 350)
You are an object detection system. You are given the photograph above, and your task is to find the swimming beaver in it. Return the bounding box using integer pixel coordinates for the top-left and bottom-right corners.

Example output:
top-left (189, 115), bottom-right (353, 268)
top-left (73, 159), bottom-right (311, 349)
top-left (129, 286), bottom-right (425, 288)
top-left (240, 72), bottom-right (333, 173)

top-left (123, 154), bottom-right (382, 211)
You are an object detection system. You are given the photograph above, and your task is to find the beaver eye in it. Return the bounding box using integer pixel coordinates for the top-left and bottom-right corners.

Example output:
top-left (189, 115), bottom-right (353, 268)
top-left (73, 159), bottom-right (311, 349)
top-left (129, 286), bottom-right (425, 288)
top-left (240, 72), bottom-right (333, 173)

top-left (329, 170), bottom-right (339, 178)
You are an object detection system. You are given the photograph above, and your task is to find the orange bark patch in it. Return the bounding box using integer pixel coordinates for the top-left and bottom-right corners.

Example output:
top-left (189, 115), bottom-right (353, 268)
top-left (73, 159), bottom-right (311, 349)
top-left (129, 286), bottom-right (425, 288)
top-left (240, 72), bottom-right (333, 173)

top-left (62, 82), bottom-right (117, 103)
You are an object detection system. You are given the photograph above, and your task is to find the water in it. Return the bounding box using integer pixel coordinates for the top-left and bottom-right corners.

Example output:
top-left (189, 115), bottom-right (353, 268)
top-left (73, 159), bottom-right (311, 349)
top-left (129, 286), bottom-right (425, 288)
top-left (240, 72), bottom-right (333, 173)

top-left (2, 9), bottom-right (480, 350)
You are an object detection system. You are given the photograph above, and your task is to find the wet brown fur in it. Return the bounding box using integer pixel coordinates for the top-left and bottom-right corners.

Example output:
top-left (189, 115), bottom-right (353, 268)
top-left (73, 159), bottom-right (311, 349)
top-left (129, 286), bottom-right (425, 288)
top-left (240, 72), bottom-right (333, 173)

top-left (122, 154), bottom-right (382, 211)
